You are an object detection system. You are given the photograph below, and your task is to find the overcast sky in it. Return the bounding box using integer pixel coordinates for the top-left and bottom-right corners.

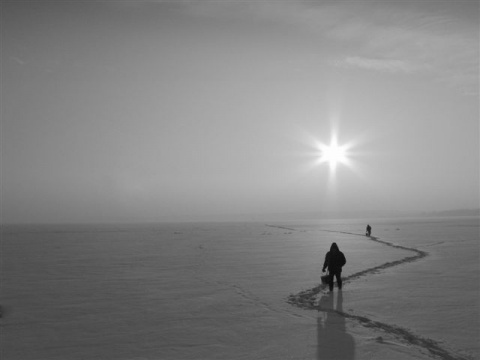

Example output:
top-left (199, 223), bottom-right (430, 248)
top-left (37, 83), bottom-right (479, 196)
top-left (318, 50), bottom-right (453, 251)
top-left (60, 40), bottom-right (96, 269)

top-left (2, 0), bottom-right (479, 223)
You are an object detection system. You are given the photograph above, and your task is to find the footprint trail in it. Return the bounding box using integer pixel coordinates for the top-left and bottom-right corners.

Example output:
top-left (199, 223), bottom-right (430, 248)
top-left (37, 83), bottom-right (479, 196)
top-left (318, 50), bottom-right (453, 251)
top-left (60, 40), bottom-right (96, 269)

top-left (273, 225), bottom-right (474, 360)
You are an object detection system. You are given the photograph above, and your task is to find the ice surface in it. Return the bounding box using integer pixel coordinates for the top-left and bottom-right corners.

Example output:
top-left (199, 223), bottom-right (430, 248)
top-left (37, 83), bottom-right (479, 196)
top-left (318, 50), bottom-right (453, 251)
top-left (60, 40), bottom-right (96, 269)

top-left (1, 218), bottom-right (478, 360)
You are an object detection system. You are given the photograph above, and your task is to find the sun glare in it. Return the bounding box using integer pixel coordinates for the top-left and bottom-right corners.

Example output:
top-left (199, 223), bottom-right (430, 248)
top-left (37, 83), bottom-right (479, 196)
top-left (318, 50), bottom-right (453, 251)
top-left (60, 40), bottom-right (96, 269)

top-left (317, 136), bottom-right (349, 171)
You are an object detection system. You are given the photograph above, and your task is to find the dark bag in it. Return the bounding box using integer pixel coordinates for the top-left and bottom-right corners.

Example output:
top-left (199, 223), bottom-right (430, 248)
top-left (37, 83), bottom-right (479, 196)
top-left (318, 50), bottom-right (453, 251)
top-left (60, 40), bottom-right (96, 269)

top-left (321, 272), bottom-right (329, 285)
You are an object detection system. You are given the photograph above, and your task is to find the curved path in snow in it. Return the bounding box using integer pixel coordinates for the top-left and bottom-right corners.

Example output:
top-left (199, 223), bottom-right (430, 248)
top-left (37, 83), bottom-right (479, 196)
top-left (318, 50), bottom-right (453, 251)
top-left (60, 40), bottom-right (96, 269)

top-left (274, 225), bottom-right (474, 360)
top-left (321, 229), bottom-right (428, 284)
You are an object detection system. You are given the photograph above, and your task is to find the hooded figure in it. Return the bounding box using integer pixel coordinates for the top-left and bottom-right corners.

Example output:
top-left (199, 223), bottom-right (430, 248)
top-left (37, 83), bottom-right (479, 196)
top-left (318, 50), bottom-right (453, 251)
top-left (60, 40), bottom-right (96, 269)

top-left (322, 242), bottom-right (346, 291)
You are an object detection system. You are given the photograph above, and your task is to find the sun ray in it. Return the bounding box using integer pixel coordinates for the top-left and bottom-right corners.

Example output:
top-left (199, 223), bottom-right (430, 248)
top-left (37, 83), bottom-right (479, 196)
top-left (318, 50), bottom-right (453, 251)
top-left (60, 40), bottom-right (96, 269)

top-left (317, 134), bottom-right (351, 172)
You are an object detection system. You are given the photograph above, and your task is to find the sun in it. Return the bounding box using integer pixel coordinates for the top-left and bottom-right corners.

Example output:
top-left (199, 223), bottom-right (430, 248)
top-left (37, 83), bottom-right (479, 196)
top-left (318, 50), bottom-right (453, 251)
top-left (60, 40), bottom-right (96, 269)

top-left (317, 136), bottom-right (349, 171)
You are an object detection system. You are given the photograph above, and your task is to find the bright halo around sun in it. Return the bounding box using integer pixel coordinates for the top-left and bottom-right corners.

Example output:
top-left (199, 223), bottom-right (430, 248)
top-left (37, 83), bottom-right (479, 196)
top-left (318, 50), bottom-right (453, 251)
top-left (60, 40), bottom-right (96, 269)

top-left (317, 135), bottom-right (350, 172)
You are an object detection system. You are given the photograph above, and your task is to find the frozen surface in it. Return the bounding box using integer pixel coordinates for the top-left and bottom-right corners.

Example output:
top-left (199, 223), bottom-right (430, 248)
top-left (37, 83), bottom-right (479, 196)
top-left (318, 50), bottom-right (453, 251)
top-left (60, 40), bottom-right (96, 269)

top-left (1, 217), bottom-right (478, 360)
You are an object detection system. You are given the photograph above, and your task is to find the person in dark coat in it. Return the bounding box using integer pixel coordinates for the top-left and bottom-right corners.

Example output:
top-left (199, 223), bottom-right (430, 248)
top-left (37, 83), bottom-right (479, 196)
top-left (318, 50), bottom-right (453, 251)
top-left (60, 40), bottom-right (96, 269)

top-left (322, 242), bottom-right (346, 292)
top-left (366, 224), bottom-right (372, 237)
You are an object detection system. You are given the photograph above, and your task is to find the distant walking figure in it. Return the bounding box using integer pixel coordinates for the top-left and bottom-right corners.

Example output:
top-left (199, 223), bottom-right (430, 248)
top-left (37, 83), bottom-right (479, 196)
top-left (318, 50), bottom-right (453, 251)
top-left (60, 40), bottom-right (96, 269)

top-left (322, 243), bottom-right (346, 292)
top-left (366, 224), bottom-right (372, 237)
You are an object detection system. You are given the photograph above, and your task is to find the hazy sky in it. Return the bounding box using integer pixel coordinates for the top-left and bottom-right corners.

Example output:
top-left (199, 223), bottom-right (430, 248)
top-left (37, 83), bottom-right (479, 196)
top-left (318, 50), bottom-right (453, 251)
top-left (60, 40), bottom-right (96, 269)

top-left (2, 0), bottom-right (479, 223)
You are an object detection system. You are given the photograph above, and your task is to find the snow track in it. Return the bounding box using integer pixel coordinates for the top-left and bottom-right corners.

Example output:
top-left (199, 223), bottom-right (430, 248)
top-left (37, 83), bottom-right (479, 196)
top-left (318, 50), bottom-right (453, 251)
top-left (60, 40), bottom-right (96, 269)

top-left (280, 226), bottom-right (474, 360)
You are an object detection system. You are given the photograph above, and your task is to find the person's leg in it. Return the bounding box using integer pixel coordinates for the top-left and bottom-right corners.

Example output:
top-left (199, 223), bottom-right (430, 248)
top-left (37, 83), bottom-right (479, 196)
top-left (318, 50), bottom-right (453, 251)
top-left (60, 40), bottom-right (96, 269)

top-left (328, 273), bottom-right (334, 291)
top-left (336, 272), bottom-right (342, 290)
